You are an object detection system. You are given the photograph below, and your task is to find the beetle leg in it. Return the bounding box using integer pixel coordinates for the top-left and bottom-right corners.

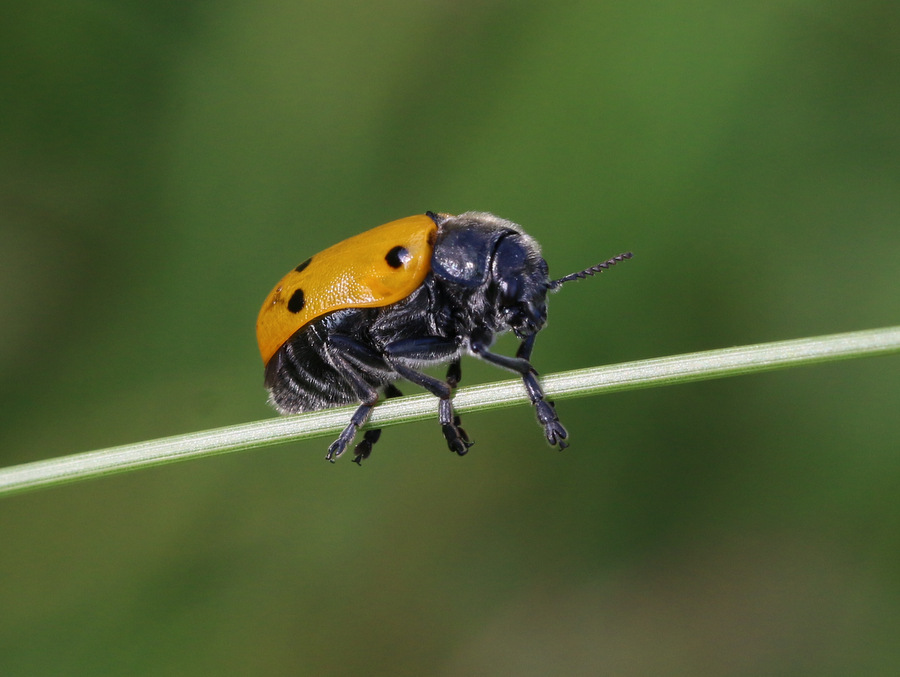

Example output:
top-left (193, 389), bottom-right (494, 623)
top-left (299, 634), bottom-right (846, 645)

top-left (323, 350), bottom-right (381, 463)
top-left (383, 338), bottom-right (472, 455)
top-left (470, 337), bottom-right (569, 450)
top-left (515, 333), bottom-right (537, 361)
top-left (389, 362), bottom-right (472, 455)
top-left (326, 401), bottom-right (375, 463)
top-left (446, 359), bottom-right (462, 388)
top-left (325, 334), bottom-right (403, 462)
top-left (352, 383), bottom-right (403, 465)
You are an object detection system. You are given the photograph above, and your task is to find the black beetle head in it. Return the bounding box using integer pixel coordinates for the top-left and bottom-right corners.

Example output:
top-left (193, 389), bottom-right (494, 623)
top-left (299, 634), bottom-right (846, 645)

top-left (490, 230), bottom-right (549, 337)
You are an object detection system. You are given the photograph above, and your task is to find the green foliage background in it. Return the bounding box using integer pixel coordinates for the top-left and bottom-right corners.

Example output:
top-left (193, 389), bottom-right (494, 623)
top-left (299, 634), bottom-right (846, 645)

top-left (2, 2), bottom-right (899, 674)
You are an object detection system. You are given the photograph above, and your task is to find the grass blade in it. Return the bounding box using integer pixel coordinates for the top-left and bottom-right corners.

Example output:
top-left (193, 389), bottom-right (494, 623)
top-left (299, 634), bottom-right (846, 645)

top-left (1, 325), bottom-right (898, 498)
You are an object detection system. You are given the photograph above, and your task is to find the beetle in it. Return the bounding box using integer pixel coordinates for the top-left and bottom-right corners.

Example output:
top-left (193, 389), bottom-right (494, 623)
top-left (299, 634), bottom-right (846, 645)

top-left (256, 211), bottom-right (631, 464)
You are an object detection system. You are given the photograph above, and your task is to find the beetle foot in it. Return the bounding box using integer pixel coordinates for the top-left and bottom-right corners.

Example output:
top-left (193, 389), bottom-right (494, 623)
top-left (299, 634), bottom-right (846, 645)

top-left (536, 400), bottom-right (569, 450)
top-left (326, 402), bottom-right (374, 463)
top-left (326, 424), bottom-right (358, 462)
top-left (442, 415), bottom-right (473, 456)
top-left (352, 429), bottom-right (382, 465)
top-left (325, 437), bottom-right (348, 462)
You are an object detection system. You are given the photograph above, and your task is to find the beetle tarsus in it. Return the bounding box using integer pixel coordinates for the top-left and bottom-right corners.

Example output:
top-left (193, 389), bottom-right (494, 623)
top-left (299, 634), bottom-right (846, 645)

top-left (535, 399), bottom-right (569, 450)
top-left (442, 414), bottom-right (473, 455)
top-left (325, 402), bottom-right (374, 463)
top-left (437, 400), bottom-right (473, 455)
top-left (325, 434), bottom-right (349, 462)
top-left (352, 429), bottom-right (382, 465)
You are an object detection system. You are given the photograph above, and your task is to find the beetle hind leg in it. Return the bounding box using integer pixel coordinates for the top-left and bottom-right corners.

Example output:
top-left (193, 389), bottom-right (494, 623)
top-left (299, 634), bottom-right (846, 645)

top-left (323, 347), bottom-right (383, 463)
top-left (351, 429), bottom-right (381, 465)
top-left (326, 401), bottom-right (375, 463)
top-left (351, 383), bottom-right (403, 464)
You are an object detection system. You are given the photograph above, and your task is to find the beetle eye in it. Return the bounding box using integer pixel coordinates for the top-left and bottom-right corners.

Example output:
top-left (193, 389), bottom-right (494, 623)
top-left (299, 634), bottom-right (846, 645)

top-left (385, 245), bottom-right (411, 269)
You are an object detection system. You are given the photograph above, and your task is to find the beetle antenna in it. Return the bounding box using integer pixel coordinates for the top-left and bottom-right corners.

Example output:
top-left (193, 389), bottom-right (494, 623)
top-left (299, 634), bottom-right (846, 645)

top-left (548, 252), bottom-right (633, 290)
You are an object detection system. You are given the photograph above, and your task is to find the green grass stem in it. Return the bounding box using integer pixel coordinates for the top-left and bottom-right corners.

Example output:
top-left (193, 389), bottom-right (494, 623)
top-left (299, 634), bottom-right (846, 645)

top-left (1, 325), bottom-right (898, 498)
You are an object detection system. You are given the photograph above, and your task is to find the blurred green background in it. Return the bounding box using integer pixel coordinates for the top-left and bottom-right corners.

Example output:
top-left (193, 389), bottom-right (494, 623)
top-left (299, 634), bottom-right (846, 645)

top-left (2, 2), bottom-right (899, 675)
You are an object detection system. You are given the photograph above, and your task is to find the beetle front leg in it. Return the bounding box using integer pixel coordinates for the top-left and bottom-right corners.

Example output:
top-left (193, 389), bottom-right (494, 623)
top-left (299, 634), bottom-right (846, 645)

top-left (470, 336), bottom-right (568, 450)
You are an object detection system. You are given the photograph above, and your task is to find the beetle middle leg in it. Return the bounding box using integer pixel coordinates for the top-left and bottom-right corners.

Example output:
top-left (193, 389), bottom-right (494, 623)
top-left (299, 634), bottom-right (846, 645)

top-left (470, 333), bottom-right (569, 450)
top-left (446, 358), bottom-right (462, 388)
top-left (383, 338), bottom-right (472, 455)
top-left (391, 363), bottom-right (472, 455)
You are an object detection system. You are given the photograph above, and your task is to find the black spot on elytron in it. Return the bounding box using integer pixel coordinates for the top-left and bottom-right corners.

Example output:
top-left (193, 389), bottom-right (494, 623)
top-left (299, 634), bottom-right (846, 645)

top-left (294, 258), bottom-right (312, 273)
top-left (385, 245), bottom-right (410, 269)
top-left (287, 288), bottom-right (305, 313)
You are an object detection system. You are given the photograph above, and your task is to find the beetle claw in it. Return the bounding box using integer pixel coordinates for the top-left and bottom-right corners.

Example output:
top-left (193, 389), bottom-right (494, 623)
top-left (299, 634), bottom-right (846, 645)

top-left (443, 415), bottom-right (474, 455)
top-left (535, 400), bottom-right (569, 450)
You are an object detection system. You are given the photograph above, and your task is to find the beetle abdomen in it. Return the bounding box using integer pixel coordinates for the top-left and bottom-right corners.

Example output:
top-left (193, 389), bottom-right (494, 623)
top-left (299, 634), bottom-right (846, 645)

top-left (264, 327), bottom-right (362, 414)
